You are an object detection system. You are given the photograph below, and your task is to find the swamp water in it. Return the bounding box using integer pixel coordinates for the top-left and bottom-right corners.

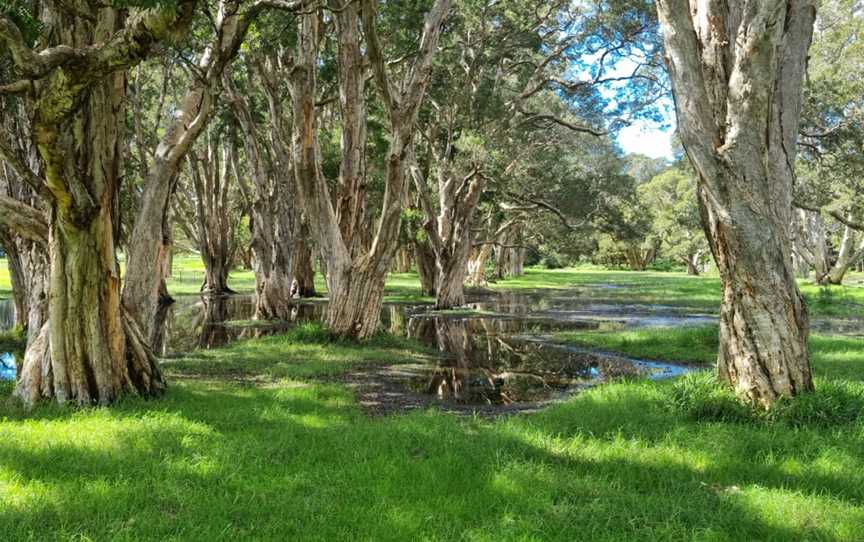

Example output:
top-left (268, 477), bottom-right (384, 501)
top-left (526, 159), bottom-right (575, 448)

top-left (0, 289), bottom-right (771, 412)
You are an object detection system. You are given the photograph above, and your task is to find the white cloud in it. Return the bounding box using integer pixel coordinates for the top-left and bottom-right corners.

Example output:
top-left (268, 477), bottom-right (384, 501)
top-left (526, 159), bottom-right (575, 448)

top-left (617, 122), bottom-right (674, 159)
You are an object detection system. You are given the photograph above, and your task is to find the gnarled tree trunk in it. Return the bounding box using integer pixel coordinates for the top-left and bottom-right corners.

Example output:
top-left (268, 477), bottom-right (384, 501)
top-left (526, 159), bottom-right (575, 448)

top-left (657, 0), bottom-right (816, 406)
top-left (6, 2), bottom-right (197, 404)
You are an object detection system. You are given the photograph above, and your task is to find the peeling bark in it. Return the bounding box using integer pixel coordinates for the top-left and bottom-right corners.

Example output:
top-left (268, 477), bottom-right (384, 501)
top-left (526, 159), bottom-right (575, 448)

top-left (226, 61), bottom-right (296, 319)
top-left (289, 0), bottom-right (451, 339)
top-left (657, 0), bottom-right (816, 405)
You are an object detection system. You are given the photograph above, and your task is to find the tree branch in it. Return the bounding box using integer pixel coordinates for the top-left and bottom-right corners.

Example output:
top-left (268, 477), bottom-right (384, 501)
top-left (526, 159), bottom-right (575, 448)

top-left (794, 200), bottom-right (864, 233)
top-left (0, 195), bottom-right (48, 244)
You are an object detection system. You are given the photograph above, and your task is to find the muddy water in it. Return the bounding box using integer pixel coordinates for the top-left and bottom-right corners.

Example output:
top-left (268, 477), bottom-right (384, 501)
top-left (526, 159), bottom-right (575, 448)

top-left (1, 288), bottom-right (857, 411)
top-left (0, 290), bottom-right (706, 410)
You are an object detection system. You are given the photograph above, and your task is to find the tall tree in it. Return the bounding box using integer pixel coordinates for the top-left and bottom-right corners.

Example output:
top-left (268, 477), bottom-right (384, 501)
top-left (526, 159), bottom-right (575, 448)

top-left (289, 0), bottom-right (451, 339)
top-left (656, 0), bottom-right (816, 405)
top-left (0, 1), bottom-right (198, 404)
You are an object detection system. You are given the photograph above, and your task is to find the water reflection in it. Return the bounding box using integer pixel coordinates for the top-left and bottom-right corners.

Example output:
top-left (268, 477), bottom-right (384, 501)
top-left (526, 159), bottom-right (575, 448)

top-left (0, 300), bottom-right (14, 330)
top-left (152, 294), bottom-right (325, 356)
top-left (401, 317), bottom-right (645, 405)
top-left (1, 352), bottom-right (14, 381)
top-left (0, 289), bottom-right (752, 399)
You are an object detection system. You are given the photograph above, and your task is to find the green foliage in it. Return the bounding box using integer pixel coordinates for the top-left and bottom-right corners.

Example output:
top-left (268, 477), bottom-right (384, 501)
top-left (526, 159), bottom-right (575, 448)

top-left (0, 1), bottom-right (42, 45)
top-left (0, 326), bottom-right (25, 356)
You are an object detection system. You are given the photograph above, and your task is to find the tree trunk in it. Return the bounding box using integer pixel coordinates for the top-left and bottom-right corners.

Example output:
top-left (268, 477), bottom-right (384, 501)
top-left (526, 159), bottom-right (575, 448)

top-left (0, 103), bottom-right (50, 342)
top-left (186, 134), bottom-right (237, 296)
top-left (293, 229), bottom-right (317, 297)
top-left (18, 46), bottom-right (164, 403)
top-left (288, 0), bottom-right (450, 339)
top-left (657, 0), bottom-right (815, 405)
top-left (227, 69), bottom-right (296, 319)
top-left (0, 234), bottom-right (49, 339)
top-left (324, 258), bottom-right (387, 337)
top-left (684, 253), bottom-right (700, 276)
top-left (467, 244), bottom-right (492, 286)
top-left (825, 225), bottom-right (864, 285)
top-left (0, 1), bottom-right (197, 405)
top-left (393, 246), bottom-right (412, 273)
top-left (414, 240), bottom-right (438, 296)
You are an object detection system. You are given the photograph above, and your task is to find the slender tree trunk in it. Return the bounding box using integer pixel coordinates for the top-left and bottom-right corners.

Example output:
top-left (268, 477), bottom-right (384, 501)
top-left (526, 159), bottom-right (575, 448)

top-left (289, 0), bottom-right (450, 338)
top-left (685, 254), bottom-right (700, 276)
top-left (1, 235), bottom-right (48, 339)
top-left (333, 0), bottom-right (369, 255)
top-left (122, 0), bottom-right (250, 339)
top-left (414, 240), bottom-right (438, 296)
top-left (657, 0), bottom-right (815, 405)
top-left (826, 225), bottom-right (864, 285)
top-left (467, 244), bottom-right (492, 287)
top-left (186, 134), bottom-right (238, 296)
top-left (393, 246), bottom-right (412, 273)
top-left (293, 228), bottom-right (317, 297)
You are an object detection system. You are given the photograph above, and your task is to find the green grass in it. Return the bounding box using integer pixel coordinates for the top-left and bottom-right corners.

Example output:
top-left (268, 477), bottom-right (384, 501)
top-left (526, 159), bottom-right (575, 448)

top-left (2, 260), bottom-right (864, 540)
top-left (164, 255), bottom-right (432, 302)
top-left (556, 324), bottom-right (864, 381)
top-left (0, 260), bottom-right (11, 299)
top-left (5, 256), bottom-right (864, 315)
top-left (557, 325), bottom-right (721, 365)
top-left (2, 322), bottom-right (864, 540)
top-left (165, 322), bottom-right (438, 380)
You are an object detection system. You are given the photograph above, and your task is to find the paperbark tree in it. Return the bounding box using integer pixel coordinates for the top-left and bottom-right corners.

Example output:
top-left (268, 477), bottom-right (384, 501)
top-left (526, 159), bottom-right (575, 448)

top-left (411, 163), bottom-right (485, 308)
top-left (122, 0), bottom-right (308, 336)
top-left (656, 0), bottom-right (817, 405)
top-left (289, 0), bottom-right (451, 339)
top-left (225, 56), bottom-right (297, 319)
top-left (181, 130), bottom-right (241, 295)
top-left (0, 116), bottom-right (49, 339)
top-left (0, 1), bottom-right (197, 404)
top-left (824, 224), bottom-right (864, 284)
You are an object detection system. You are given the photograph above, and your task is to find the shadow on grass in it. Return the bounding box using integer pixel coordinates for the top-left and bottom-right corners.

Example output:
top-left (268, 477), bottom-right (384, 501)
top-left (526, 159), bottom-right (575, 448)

top-left (1, 377), bottom-right (862, 541)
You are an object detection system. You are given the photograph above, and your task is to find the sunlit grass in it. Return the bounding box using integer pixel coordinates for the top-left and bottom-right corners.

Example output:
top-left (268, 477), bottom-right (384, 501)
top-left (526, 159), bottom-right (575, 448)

top-left (2, 322), bottom-right (863, 540)
top-left (556, 324), bottom-right (864, 382)
top-left (1, 260), bottom-right (864, 540)
top-left (0, 260), bottom-right (10, 299)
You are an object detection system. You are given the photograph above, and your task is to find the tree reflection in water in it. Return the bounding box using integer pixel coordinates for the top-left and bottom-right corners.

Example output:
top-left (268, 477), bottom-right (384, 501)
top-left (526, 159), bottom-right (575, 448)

top-left (405, 316), bottom-right (640, 405)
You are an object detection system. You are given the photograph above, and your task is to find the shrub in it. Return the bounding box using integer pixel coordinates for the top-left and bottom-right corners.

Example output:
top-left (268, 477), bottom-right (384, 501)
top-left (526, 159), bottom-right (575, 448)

top-left (542, 254), bottom-right (565, 269)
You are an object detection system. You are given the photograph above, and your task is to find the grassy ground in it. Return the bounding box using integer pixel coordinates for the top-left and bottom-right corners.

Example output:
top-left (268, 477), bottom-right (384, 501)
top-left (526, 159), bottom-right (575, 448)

top-left (2, 258), bottom-right (863, 540)
top-left (4, 255), bottom-right (864, 316)
top-left (1, 322), bottom-right (863, 540)
top-left (556, 324), bottom-right (864, 381)
top-left (164, 255), bottom-right (431, 302)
